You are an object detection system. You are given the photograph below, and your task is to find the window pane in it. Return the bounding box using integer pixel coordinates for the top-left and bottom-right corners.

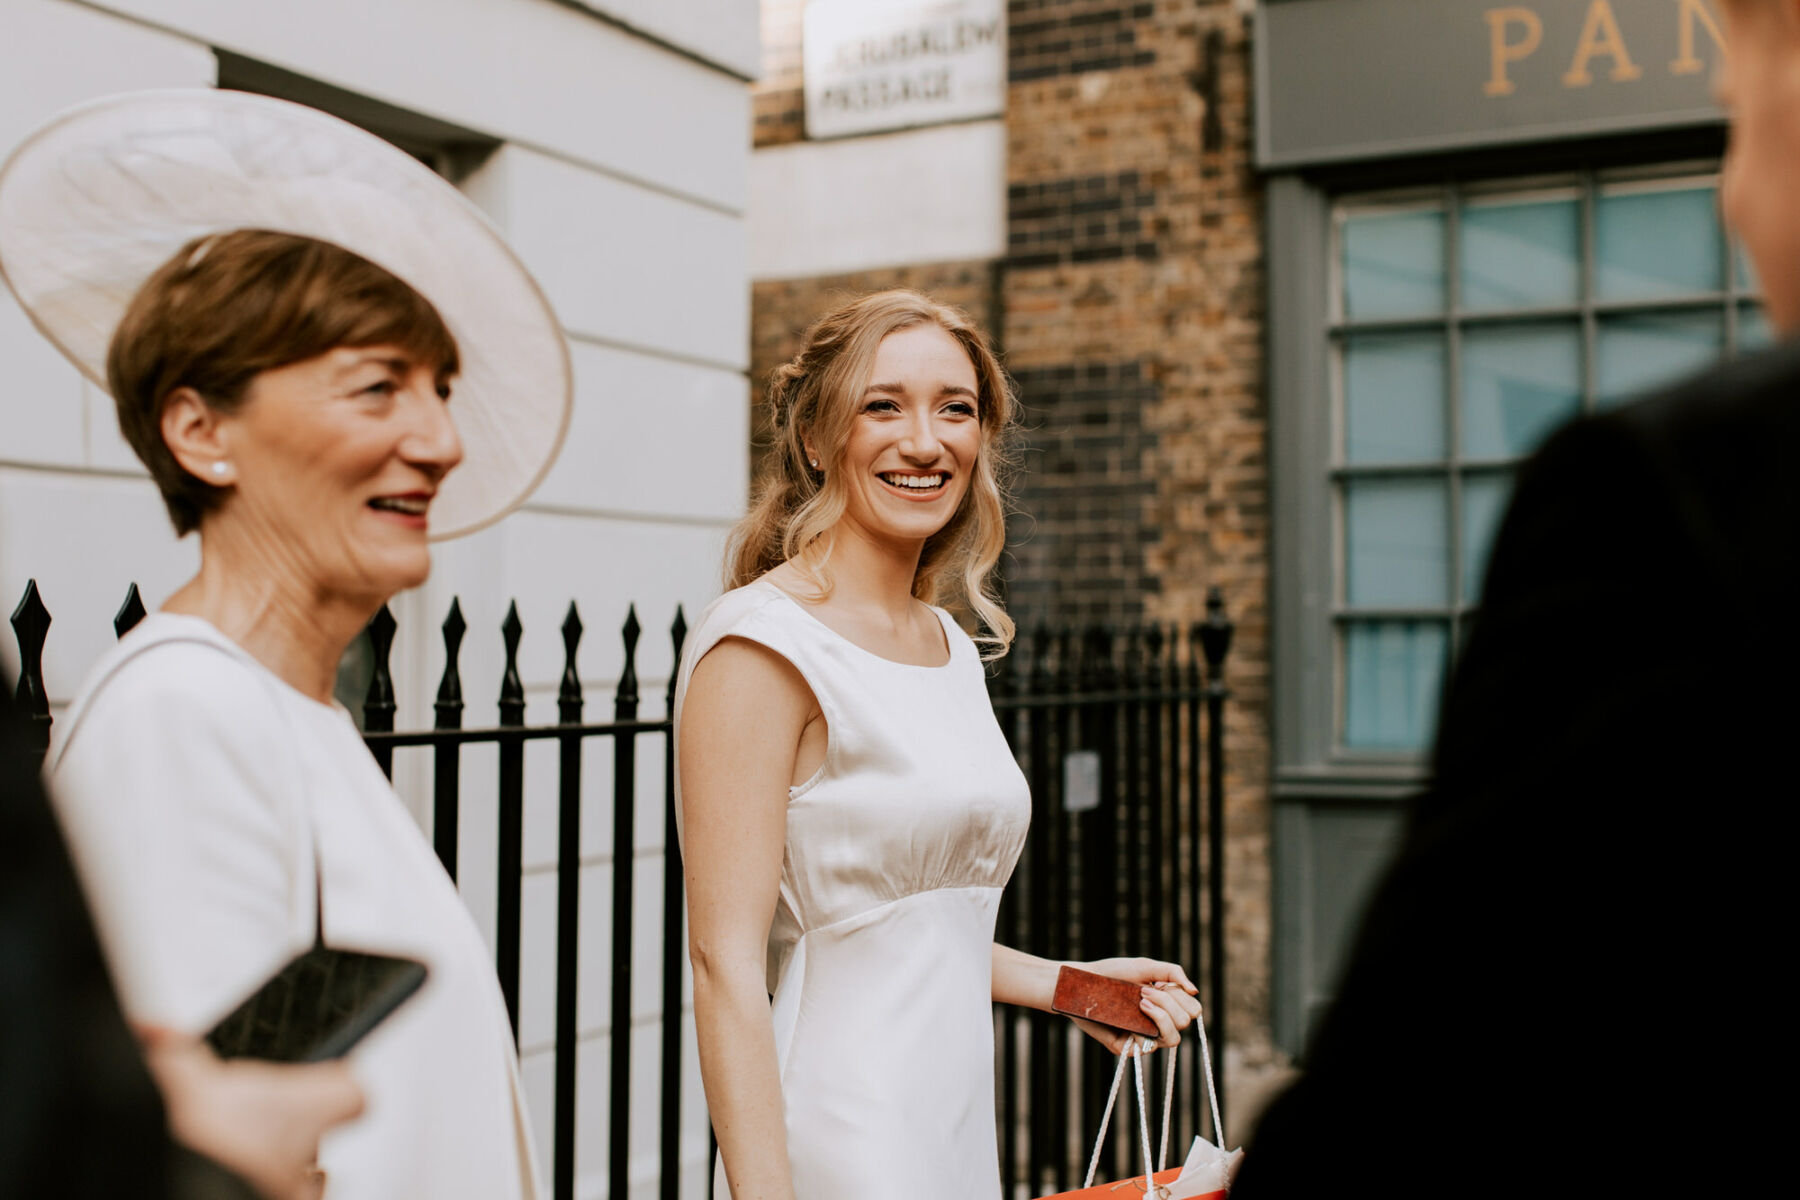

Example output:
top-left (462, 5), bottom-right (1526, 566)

top-left (1460, 472), bottom-right (1514, 603)
top-left (1342, 208), bottom-right (1445, 319)
top-left (1595, 182), bottom-right (1723, 300)
top-left (1459, 194), bottom-right (1579, 310)
top-left (1596, 310), bottom-right (1725, 405)
top-left (1459, 323), bottom-right (1581, 459)
top-left (1343, 620), bottom-right (1449, 750)
top-left (1736, 241), bottom-right (1760, 293)
top-left (1344, 478), bottom-right (1448, 607)
top-left (1738, 304), bottom-right (1774, 352)
top-left (1343, 333), bottom-right (1446, 463)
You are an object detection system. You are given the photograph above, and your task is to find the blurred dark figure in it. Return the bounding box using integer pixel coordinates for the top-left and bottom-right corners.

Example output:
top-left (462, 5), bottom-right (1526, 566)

top-left (1235, 1), bottom-right (1799, 1194)
top-left (0, 676), bottom-right (249, 1198)
top-left (1, 678), bottom-right (360, 1200)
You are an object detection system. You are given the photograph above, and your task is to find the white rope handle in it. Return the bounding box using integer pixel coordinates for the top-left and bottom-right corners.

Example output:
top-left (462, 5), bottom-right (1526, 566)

top-left (1082, 1006), bottom-right (1223, 1194)
top-left (1083, 1039), bottom-right (1177, 1192)
top-left (1197, 1010), bottom-right (1224, 1150)
top-left (1131, 1044), bottom-right (1155, 1197)
top-left (1158, 1043), bottom-right (1178, 1172)
top-left (1083, 1049), bottom-right (1133, 1189)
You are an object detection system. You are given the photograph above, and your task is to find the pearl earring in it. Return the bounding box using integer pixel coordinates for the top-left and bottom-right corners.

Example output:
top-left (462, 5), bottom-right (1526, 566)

top-left (809, 457), bottom-right (819, 469)
top-left (210, 461), bottom-right (229, 478)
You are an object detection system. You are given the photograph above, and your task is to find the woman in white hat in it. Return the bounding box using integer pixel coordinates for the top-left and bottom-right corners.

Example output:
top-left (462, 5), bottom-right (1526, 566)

top-left (0, 91), bottom-right (570, 1200)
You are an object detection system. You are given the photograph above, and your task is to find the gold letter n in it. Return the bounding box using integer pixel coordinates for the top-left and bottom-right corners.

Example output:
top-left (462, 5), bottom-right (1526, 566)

top-left (1564, 0), bottom-right (1644, 86)
top-left (1670, 0), bottom-right (1725, 76)
top-left (1485, 7), bottom-right (1543, 96)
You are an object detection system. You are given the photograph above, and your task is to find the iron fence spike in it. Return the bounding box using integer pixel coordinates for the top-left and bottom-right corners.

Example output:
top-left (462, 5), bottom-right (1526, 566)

top-left (1199, 586), bottom-right (1235, 673)
top-left (615, 604), bottom-right (641, 710)
top-left (560, 602), bottom-right (584, 710)
top-left (363, 605), bottom-right (397, 711)
top-left (437, 598), bottom-right (467, 713)
top-left (499, 600), bottom-right (525, 719)
top-left (113, 582), bottom-right (147, 638)
top-left (9, 580), bottom-right (52, 752)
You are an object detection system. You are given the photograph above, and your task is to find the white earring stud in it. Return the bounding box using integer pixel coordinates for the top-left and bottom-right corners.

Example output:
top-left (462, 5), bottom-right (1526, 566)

top-left (809, 458), bottom-right (819, 469)
top-left (210, 461), bottom-right (229, 478)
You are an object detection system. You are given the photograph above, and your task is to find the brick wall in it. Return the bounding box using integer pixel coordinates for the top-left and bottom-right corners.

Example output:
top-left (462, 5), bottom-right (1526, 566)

top-left (750, 260), bottom-right (1004, 472)
top-left (749, 0), bottom-right (1274, 1070)
top-left (999, 0), bottom-right (1270, 1061)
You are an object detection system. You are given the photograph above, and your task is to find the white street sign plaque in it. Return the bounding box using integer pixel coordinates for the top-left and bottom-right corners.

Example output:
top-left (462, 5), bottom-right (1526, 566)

top-left (803, 0), bottom-right (1006, 140)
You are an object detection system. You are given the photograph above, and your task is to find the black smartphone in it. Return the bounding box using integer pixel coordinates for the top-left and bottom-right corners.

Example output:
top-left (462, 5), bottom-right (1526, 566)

top-left (205, 945), bottom-right (428, 1063)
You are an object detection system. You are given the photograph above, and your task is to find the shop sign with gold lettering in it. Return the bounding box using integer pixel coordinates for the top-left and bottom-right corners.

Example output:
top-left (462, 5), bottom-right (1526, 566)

top-left (1256, 0), bottom-right (1727, 169)
top-left (804, 0), bottom-right (1006, 139)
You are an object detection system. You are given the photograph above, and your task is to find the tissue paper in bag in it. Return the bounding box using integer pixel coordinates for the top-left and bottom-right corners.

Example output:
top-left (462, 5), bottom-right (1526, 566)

top-left (1161, 1134), bottom-right (1244, 1199)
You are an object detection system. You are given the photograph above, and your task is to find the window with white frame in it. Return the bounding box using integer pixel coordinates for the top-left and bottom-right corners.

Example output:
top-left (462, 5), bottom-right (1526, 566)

top-left (1329, 166), bottom-right (1767, 754)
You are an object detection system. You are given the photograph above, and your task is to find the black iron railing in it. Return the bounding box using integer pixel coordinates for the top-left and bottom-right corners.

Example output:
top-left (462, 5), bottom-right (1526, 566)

top-left (8, 578), bottom-right (1234, 1200)
top-left (988, 592), bottom-right (1233, 1195)
top-left (352, 596), bottom-right (685, 1200)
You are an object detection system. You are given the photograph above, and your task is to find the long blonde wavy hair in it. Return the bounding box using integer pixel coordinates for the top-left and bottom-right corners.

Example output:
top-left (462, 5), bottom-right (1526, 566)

top-left (726, 290), bottom-right (1020, 657)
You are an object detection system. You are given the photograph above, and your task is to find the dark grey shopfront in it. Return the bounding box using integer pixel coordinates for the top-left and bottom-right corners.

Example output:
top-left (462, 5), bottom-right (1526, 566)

top-left (1258, 0), bottom-right (1752, 1053)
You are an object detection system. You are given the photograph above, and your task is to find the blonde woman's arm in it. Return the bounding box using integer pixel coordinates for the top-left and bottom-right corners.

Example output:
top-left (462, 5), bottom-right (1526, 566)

top-left (680, 638), bottom-right (816, 1200)
top-left (992, 945), bottom-right (1201, 1052)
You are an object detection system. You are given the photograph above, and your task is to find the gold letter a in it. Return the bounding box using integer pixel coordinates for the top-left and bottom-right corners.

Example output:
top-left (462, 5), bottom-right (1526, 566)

top-left (1564, 0), bottom-right (1644, 86)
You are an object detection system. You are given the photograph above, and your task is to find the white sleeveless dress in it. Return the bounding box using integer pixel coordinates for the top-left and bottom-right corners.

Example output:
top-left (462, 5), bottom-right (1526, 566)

top-left (674, 579), bottom-right (1031, 1200)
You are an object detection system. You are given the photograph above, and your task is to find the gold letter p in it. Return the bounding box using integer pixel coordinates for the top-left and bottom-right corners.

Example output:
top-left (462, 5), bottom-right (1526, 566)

top-left (1485, 7), bottom-right (1544, 97)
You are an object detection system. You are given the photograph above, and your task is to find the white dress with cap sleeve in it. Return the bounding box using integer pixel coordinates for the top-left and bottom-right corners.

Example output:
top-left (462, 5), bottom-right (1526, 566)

top-left (674, 579), bottom-right (1032, 1200)
top-left (50, 613), bottom-right (541, 1200)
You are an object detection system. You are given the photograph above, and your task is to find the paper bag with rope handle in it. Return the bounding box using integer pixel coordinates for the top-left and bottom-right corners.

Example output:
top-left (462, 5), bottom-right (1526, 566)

top-left (1033, 1006), bottom-right (1242, 1200)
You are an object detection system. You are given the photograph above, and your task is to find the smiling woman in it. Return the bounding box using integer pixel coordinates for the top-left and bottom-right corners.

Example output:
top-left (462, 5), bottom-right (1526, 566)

top-left (0, 89), bottom-right (570, 1200)
top-left (676, 290), bottom-right (1203, 1200)
top-left (107, 230), bottom-right (462, 540)
top-left (727, 288), bottom-right (1017, 656)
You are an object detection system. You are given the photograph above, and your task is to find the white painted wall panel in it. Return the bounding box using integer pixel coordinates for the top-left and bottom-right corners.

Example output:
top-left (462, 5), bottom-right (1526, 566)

top-left (0, 469), bottom-right (197, 700)
top-left (0, 0), bottom-right (216, 152)
top-left (0, 0), bottom-right (215, 473)
top-left (416, 513), bottom-right (724, 724)
top-left (84, 381), bottom-right (145, 472)
top-left (534, 341), bottom-right (749, 521)
top-left (749, 118), bottom-right (1008, 279)
top-left (516, 854), bottom-right (671, 1052)
top-left (574, 0), bottom-right (760, 80)
top-left (0, 296), bottom-right (85, 468)
top-left (464, 146), bottom-right (750, 370)
top-left (83, 0), bottom-right (750, 211)
top-left (497, 510), bottom-right (727, 690)
top-left (515, 712), bottom-right (669, 869)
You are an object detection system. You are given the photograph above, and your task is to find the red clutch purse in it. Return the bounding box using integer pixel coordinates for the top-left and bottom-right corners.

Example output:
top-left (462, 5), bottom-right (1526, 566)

top-left (1050, 965), bottom-right (1159, 1038)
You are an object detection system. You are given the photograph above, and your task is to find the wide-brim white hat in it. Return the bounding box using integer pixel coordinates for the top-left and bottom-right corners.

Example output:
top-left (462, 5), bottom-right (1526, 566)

top-left (0, 88), bottom-right (572, 540)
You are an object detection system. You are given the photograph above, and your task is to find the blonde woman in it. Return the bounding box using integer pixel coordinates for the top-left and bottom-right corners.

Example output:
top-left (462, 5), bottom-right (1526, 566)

top-left (674, 291), bottom-right (1201, 1200)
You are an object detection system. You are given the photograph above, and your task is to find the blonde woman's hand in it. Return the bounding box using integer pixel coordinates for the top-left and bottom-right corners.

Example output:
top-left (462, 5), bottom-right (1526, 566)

top-left (139, 1028), bottom-right (365, 1200)
top-left (1067, 957), bottom-right (1202, 1053)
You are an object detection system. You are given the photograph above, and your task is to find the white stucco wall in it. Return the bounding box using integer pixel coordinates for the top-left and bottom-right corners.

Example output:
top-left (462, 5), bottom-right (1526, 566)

top-left (749, 118), bottom-right (1007, 280)
top-left (0, 1), bottom-right (753, 1195)
top-left (572, 0), bottom-right (761, 79)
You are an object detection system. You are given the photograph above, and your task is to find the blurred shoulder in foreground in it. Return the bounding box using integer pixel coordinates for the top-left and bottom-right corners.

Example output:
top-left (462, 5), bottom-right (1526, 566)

top-left (1234, 341), bottom-right (1800, 1198)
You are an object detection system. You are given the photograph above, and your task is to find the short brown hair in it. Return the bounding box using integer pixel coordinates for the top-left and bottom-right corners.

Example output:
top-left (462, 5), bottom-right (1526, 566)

top-left (107, 230), bottom-right (459, 534)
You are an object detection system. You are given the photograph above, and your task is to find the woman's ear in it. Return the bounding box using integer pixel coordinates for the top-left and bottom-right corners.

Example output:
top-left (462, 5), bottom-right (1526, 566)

top-left (160, 388), bottom-right (235, 486)
top-left (801, 432), bottom-right (820, 470)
